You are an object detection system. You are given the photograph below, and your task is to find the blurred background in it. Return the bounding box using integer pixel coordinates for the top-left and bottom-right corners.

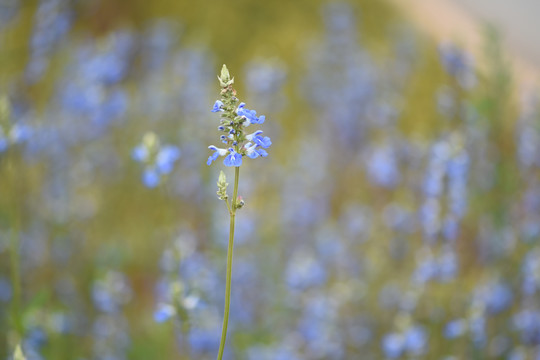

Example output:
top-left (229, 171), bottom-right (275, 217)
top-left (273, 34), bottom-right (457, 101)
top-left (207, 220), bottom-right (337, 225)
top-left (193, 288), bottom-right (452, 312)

top-left (0, 0), bottom-right (539, 359)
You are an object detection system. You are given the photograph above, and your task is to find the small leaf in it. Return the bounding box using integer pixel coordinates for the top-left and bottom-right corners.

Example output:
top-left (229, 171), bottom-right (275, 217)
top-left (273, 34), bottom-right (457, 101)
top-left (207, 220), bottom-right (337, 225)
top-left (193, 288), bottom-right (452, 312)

top-left (218, 170), bottom-right (227, 187)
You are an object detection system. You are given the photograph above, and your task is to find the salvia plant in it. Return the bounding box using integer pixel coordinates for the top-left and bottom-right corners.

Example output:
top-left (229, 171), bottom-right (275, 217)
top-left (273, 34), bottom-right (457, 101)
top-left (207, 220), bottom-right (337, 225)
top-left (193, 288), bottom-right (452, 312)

top-left (4, 1), bottom-right (540, 358)
top-left (207, 65), bottom-right (271, 360)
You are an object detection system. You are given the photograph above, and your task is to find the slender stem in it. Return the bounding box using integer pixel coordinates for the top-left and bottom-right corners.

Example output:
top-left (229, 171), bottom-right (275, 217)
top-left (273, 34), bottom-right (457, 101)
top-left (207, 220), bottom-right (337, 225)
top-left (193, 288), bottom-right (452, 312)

top-left (216, 166), bottom-right (240, 360)
top-left (224, 198), bottom-right (232, 215)
top-left (232, 167), bottom-right (239, 212)
top-left (9, 224), bottom-right (22, 337)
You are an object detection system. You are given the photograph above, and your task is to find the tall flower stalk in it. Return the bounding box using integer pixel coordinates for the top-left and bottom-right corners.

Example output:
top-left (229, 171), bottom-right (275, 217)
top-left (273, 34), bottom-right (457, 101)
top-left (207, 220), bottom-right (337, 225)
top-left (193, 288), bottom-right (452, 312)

top-left (208, 65), bottom-right (271, 360)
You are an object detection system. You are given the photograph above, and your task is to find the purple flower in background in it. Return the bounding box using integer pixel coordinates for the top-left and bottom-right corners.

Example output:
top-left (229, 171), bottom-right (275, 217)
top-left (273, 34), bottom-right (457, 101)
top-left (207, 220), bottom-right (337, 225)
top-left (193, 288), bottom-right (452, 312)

top-left (132, 132), bottom-right (180, 188)
top-left (522, 249), bottom-right (540, 296)
top-left (156, 145), bottom-right (181, 174)
top-left (438, 42), bottom-right (476, 89)
top-left (132, 144), bottom-right (149, 162)
top-left (285, 250), bottom-right (327, 290)
top-left (474, 281), bottom-right (513, 315)
top-left (513, 310), bottom-right (540, 344)
top-left (382, 333), bottom-right (404, 359)
top-left (366, 144), bottom-right (400, 188)
top-left (142, 167), bottom-right (161, 188)
top-left (383, 326), bottom-right (427, 358)
top-left (153, 303), bottom-right (176, 323)
top-left (444, 319), bottom-right (467, 339)
top-left (404, 326), bottom-right (427, 355)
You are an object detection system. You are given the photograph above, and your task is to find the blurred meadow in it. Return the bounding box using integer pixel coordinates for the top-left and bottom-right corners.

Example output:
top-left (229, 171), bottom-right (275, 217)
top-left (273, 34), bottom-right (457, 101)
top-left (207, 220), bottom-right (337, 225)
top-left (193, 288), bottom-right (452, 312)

top-left (1, 0), bottom-right (540, 359)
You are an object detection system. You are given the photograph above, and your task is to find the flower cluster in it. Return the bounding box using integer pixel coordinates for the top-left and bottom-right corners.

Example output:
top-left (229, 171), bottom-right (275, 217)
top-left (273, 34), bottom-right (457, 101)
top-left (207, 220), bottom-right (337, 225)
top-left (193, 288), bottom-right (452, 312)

top-left (207, 65), bottom-right (271, 167)
top-left (132, 132), bottom-right (180, 188)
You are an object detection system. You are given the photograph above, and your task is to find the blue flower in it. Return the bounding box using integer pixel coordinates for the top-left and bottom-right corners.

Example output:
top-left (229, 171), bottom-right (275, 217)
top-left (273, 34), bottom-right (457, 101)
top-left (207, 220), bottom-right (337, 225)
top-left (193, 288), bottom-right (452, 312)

top-left (246, 130), bottom-right (272, 148)
top-left (153, 303), bottom-right (176, 323)
top-left (224, 148), bottom-right (242, 167)
top-left (236, 103), bottom-right (265, 125)
top-left (245, 143), bottom-right (268, 159)
top-left (142, 167), bottom-right (160, 188)
top-left (444, 319), bottom-right (467, 339)
top-left (156, 145), bottom-right (180, 174)
top-left (366, 145), bottom-right (400, 188)
top-left (382, 333), bottom-right (404, 359)
top-left (208, 68), bottom-right (270, 168)
top-left (256, 148), bottom-right (268, 157)
top-left (207, 145), bottom-right (228, 165)
top-left (132, 145), bottom-right (149, 162)
top-left (211, 100), bottom-right (224, 113)
top-left (481, 282), bottom-right (513, 314)
top-left (132, 134), bottom-right (180, 188)
top-left (404, 326), bottom-right (427, 355)
top-left (438, 42), bottom-right (476, 89)
top-left (285, 251), bottom-right (327, 290)
top-left (9, 123), bottom-right (32, 144)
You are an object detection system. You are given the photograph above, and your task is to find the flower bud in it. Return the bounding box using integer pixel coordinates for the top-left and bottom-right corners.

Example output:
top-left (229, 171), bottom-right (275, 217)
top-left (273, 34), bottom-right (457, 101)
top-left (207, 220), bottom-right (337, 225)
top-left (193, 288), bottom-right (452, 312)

top-left (235, 196), bottom-right (245, 209)
top-left (218, 64), bottom-right (234, 87)
top-left (142, 132), bottom-right (159, 151)
top-left (220, 64), bottom-right (230, 82)
top-left (217, 170), bottom-right (229, 200)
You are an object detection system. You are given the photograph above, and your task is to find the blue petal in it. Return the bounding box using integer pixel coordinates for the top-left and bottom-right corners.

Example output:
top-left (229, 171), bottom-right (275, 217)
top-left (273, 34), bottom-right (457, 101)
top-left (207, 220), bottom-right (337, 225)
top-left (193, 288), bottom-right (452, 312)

top-left (143, 168), bottom-right (160, 188)
top-left (254, 135), bottom-right (272, 148)
top-left (237, 105), bottom-right (264, 125)
top-left (224, 152), bottom-right (242, 167)
top-left (247, 151), bottom-right (259, 159)
top-left (257, 148), bottom-right (268, 157)
top-left (211, 100), bottom-right (224, 113)
top-left (382, 333), bottom-right (404, 359)
top-left (207, 151), bottom-right (219, 165)
top-left (234, 155), bottom-right (243, 166)
top-left (223, 154), bottom-right (234, 167)
top-left (154, 304), bottom-right (176, 323)
top-left (132, 145), bottom-right (148, 162)
top-left (261, 136), bottom-right (271, 148)
top-left (156, 145), bottom-right (180, 173)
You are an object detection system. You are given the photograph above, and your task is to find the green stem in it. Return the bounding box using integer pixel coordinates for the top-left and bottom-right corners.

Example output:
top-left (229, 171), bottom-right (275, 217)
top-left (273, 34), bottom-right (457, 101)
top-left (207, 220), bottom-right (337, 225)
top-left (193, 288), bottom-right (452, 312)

top-left (216, 166), bottom-right (240, 360)
top-left (9, 225), bottom-right (22, 338)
